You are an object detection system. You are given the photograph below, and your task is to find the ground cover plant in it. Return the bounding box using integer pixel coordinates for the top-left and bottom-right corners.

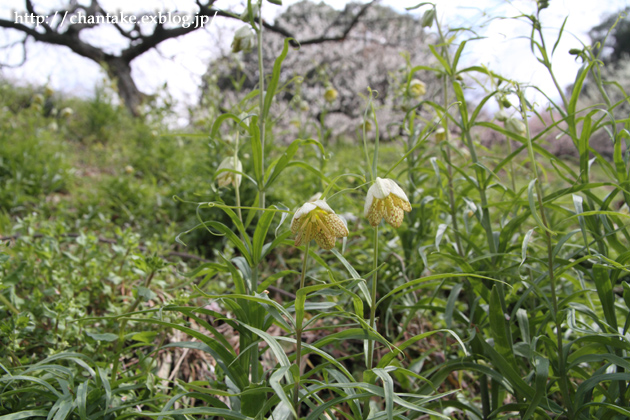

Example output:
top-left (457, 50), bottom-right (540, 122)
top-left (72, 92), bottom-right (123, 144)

top-left (3, 0), bottom-right (630, 419)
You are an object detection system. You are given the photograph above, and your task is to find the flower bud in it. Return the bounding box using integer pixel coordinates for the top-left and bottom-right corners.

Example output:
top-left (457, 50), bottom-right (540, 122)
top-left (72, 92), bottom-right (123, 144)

top-left (216, 156), bottom-right (243, 188)
top-left (421, 8), bottom-right (435, 28)
top-left (537, 0), bottom-right (549, 12)
top-left (494, 109), bottom-right (509, 122)
top-left (435, 127), bottom-right (446, 141)
top-left (408, 79), bottom-right (426, 98)
top-left (232, 26), bottom-right (255, 53)
top-left (60, 107), bottom-right (74, 118)
top-left (505, 117), bottom-right (526, 137)
top-left (324, 87), bottom-right (338, 103)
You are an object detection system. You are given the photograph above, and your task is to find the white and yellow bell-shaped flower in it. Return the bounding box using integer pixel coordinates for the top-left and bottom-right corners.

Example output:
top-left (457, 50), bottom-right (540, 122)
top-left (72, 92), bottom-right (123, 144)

top-left (364, 177), bottom-right (412, 228)
top-left (231, 26), bottom-right (255, 53)
top-left (216, 156), bottom-right (243, 188)
top-left (408, 79), bottom-right (426, 98)
top-left (291, 200), bottom-right (348, 249)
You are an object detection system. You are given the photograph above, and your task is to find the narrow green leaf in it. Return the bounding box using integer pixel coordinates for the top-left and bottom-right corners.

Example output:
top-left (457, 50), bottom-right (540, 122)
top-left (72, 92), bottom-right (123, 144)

top-left (238, 323), bottom-right (291, 367)
top-left (76, 381), bottom-right (88, 420)
top-left (269, 367), bottom-right (297, 419)
top-left (262, 38), bottom-right (292, 120)
top-left (429, 44), bottom-right (451, 75)
top-left (567, 61), bottom-right (595, 118)
top-left (85, 332), bottom-right (118, 342)
top-left (521, 356), bottom-right (549, 420)
top-left (521, 228), bottom-right (535, 267)
top-left (552, 17), bottom-right (568, 55)
top-left (146, 408), bottom-right (250, 419)
top-left (134, 321), bottom-right (248, 390)
top-left (330, 248), bottom-right (370, 305)
top-left (452, 81), bottom-right (468, 128)
top-left (451, 40), bottom-right (467, 73)
top-left (572, 194), bottom-right (590, 254)
top-left (50, 395), bottom-right (73, 420)
top-left (445, 283), bottom-right (463, 329)
top-left (593, 264), bottom-right (618, 330)
top-left (489, 285), bottom-right (517, 368)
top-left (0, 411), bottom-right (48, 420)
top-left (372, 368), bottom-right (394, 420)
top-left (435, 223), bottom-right (447, 252)
top-left (311, 328), bottom-right (390, 349)
top-left (574, 373), bottom-right (630, 410)
top-left (210, 113), bottom-right (250, 139)
top-left (220, 254), bottom-right (247, 295)
top-left (265, 139), bottom-right (323, 188)
top-left (253, 207), bottom-right (276, 264)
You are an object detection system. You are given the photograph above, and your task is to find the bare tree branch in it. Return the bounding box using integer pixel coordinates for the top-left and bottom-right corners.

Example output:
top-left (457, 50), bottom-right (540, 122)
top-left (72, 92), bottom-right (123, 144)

top-left (0, 0), bottom-right (375, 116)
top-left (261, 0), bottom-right (377, 47)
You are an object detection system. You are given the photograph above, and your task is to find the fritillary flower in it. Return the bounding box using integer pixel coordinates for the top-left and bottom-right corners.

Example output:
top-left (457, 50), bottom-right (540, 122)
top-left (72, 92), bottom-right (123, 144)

top-left (216, 156), bottom-right (243, 188)
top-left (364, 177), bottom-right (411, 228)
top-left (291, 200), bottom-right (348, 249)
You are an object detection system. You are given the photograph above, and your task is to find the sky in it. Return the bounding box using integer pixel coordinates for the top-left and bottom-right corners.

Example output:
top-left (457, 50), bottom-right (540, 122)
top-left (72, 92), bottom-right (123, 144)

top-left (0, 0), bottom-right (629, 118)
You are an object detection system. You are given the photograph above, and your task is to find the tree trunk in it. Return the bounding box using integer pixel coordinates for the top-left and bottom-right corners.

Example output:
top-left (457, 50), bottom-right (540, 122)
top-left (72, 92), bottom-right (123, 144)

top-left (103, 57), bottom-right (144, 117)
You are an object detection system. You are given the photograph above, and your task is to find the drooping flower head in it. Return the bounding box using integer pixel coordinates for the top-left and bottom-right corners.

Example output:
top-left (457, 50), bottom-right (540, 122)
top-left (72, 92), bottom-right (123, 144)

top-left (291, 200), bottom-right (348, 249)
top-left (231, 26), bottom-right (255, 53)
top-left (434, 127), bottom-right (446, 141)
top-left (364, 177), bottom-right (412, 228)
top-left (408, 79), bottom-right (426, 98)
top-left (216, 156), bottom-right (243, 188)
top-left (324, 87), bottom-right (338, 103)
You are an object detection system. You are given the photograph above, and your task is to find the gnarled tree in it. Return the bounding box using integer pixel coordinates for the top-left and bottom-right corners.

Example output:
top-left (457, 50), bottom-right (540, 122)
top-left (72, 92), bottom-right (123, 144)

top-left (0, 0), bottom-right (374, 116)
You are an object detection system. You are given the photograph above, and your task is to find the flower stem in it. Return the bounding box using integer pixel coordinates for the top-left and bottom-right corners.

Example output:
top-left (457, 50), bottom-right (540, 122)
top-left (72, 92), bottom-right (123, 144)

top-left (256, 1), bottom-right (266, 211)
top-left (234, 134), bottom-right (243, 225)
top-left (367, 225), bottom-right (379, 369)
top-left (293, 241), bottom-right (310, 416)
top-left (518, 89), bottom-right (573, 418)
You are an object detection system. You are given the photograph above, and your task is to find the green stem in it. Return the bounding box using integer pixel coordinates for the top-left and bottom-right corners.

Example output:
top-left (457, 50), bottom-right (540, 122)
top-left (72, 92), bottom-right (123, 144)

top-left (235, 133), bottom-right (243, 225)
top-left (441, 76), bottom-right (464, 257)
top-left (436, 15), bottom-right (496, 255)
top-left (367, 225), bottom-right (379, 370)
top-left (519, 90), bottom-right (573, 417)
top-left (0, 292), bottom-right (19, 315)
top-left (256, 2), bottom-right (266, 211)
top-left (293, 241), bottom-right (310, 416)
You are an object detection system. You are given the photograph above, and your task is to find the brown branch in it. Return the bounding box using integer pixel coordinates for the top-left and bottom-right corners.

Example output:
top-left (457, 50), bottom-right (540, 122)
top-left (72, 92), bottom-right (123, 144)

top-left (0, 36), bottom-right (29, 68)
top-left (0, 17), bottom-right (106, 62)
top-left (262, 0), bottom-right (377, 47)
top-left (25, 0), bottom-right (53, 33)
